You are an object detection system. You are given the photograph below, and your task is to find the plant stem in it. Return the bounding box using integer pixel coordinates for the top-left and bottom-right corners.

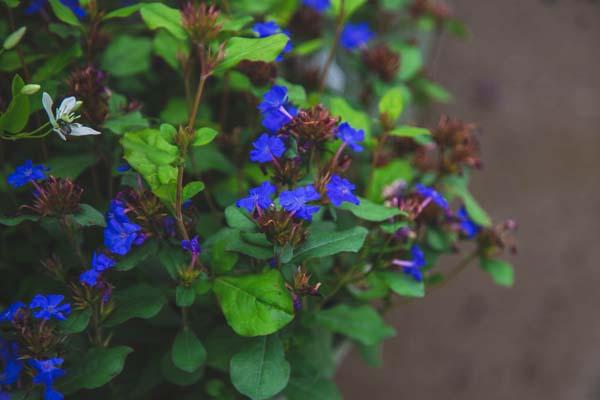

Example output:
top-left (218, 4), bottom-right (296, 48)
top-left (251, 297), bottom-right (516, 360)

top-left (174, 164), bottom-right (190, 241)
top-left (318, 0), bottom-right (345, 93)
top-left (187, 75), bottom-right (207, 131)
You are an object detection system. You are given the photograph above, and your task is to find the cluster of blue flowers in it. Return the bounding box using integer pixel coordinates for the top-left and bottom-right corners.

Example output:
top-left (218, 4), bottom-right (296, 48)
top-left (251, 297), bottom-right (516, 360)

top-left (237, 85), bottom-right (363, 224)
top-left (7, 160), bottom-right (48, 188)
top-left (252, 21), bottom-right (293, 62)
top-left (303, 0), bottom-right (330, 13)
top-left (341, 22), bottom-right (375, 51)
top-left (80, 200), bottom-right (143, 291)
top-left (0, 296), bottom-right (70, 400)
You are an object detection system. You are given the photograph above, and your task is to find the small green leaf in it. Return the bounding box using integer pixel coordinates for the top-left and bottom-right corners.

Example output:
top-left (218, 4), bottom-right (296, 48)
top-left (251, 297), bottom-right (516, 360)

top-left (161, 352), bottom-right (204, 386)
top-left (340, 197), bottom-right (404, 222)
top-left (140, 3), bottom-right (187, 40)
top-left (172, 328), bottom-right (207, 373)
top-left (47, 154), bottom-right (95, 179)
top-left (182, 181), bottom-right (205, 201)
top-left (176, 286), bottom-right (196, 307)
top-left (313, 305), bottom-right (396, 346)
top-left (388, 125), bottom-right (430, 138)
top-left (331, 0), bottom-right (367, 20)
top-left (285, 377), bottom-right (342, 400)
top-left (480, 258), bottom-right (514, 287)
top-left (217, 34), bottom-right (290, 72)
top-left (378, 87), bottom-right (404, 121)
top-left (376, 271), bottom-right (425, 298)
top-left (0, 214), bottom-right (38, 227)
top-left (366, 158), bottom-right (414, 202)
top-left (60, 347), bottom-right (133, 394)
top-left (101, 35), bottom-right (152, 77)
top-left (461, 190), bottom-right (492, 227)
top-left (103, 111), bottom-right (149, 135)
top-left (210, 238), bottom-right (239, 274)
top-left (3, 27), bottom-right (26, 50)
top-left (213, 270), bottom-right (294, 336)
top-left (230, 335), bottom-right (290, 400)
top-left (102, 4), bottom-right (141, 20)
top-left (48, 0), bottom-right (80, 26)
top-left (104, 284), bottom-right (166, 327)
top-left (293, 227), bottom-right (368, 262)
top-left (397, 45), bottom-right (423, 81)
top-left (72, 204), bottom-right (105, 227)
top-left (193, 127), bottom-right (218, 146)
top-left (224, 206), bottom-right (256, 231)
top-left (0, 75), bottom-right (29, 134)
top-left (60, 309), bottom-right (92, 334)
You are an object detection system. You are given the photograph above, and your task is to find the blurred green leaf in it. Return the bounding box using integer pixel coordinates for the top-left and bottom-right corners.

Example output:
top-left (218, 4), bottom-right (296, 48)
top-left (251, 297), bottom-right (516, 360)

top-left (101, 35), bottom-right (152, 77)
top-left (217, 34), bottom-right (290, 72)
top-left (293, 227), bottom-right (368, 261)
top-left (172, 328), bottom-right (207, 373)
top-left (48, 0), bottom-right (80, 26)
top-left (104, 284), bottom-right (166, 327)
top-left (140, 3), bottom-right (186, 40)
top-left (340, 197), bottom-right (404, 222)
top-left (378, 87), bottom-right (404, 121)
top-left (480, 257), bottom-right (514, 287)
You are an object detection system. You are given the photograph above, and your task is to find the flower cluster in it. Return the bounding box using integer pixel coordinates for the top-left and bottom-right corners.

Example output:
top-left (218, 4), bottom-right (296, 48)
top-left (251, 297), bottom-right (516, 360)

top-left (0, 295), bottom-right (70, 400)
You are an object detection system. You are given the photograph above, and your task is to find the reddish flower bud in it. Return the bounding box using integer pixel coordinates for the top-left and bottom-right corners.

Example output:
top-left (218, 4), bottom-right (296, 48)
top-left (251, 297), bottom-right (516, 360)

top-left (181, 2), bottom-right (222, 43)
top-left (362, 44), bottom-right (400, 82)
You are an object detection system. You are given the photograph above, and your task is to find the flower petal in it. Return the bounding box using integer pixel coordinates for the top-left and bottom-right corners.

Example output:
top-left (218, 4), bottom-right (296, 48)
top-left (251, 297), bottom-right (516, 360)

top-left (57, 96), bottom-right (77, 118)
top-left (68, 123), bottom-right (101, 136)
top-left (53, 128), bottom-right (67, 141)
top-left (42, 92), bottom-right (57, 127)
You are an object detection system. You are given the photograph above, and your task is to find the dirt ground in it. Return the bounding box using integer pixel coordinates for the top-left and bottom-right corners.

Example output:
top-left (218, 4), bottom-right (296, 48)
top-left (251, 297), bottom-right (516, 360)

top-left (337, 1), bottom-right (600, 399)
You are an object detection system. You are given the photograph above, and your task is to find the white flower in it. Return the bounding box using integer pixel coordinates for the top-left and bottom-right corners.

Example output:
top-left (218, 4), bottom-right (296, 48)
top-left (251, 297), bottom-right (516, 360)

top-left (42, 92), bottom-right (101, 141)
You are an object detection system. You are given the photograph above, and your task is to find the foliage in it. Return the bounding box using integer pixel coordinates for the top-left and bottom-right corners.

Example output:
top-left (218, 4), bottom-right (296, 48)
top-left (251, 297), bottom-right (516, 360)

top-left (0, 0), bottom-right (515, 399)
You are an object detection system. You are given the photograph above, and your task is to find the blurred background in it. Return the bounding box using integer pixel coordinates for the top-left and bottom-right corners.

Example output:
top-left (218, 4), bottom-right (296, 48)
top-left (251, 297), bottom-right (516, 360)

top-left (337, 1), bottom-right (600, 399)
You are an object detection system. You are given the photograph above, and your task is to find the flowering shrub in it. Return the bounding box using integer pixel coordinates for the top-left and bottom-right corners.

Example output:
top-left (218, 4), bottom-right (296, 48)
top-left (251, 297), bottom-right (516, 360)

top-left (0, 0), bottom-right (516, 399)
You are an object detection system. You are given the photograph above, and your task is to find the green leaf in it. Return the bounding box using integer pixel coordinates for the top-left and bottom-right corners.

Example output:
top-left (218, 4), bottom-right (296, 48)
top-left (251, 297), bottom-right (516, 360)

top-left (292, 38), bottom-right (323, 56)
top-left (116, 240), bottom-right (158, 271)
top-left (3, 27), bottom-right (26, 50)
top-left (60, 309), bottom-right (92, 334)
top-left (153, 30), bottom-right (189, 70)
top-left (172, 328), bottom-right (207, 373)
top-left (285, 377), bottom-right (342, 400)
top-left (0, 75), bottom-right (29, 134)
top-left (193, 127), bottom-right (218, 146)
top-left (388, 125), bottom-right (430, 138)
top-left (314, 305), bottom-right (395, 346)
top-left (293, 226), bottom-right (368, 262)
top-left (121, 128), bottom-right (179, 202)
top-left (230, 335), bottom-right (290, 400)
top-left (140, 3), bottom-right (186, 40)
top-left (213, 270), bottom-right (294, 336)
top-left (415, 78), bottom-right (452, 102)
top-left (378, 87), bottom-right (404, 121)
top-left (48, 0), bottom-right (80, 26)
top-left (60, 346), bottom-right (133, 394)
top-left (217, 34), bottom-right (290, 72)
top-left (376, 271), bottom-right (425, 298)
top-left (219, 15), bottom-right (254, 32)
top-left (331, 0), bottom-right (366, 20)
top-left (161, 352), bottom-right (204, 386)
top-left (104, 284), bottom-right (166, 327)
top-left (210, 238), bottom-right (239, 274)
top-left (397, 45), bottom-right (423, 81)
top-left (47, 153), bottom-right (95, 179)
top-left (101, 35), bottom-right (152, 77)
top-left (103, 111), bottom-right (149, 135)
top-left (461, 190), bottom-right (492, 227)
top-left (225, 230), bottom-right (273, 259)
top-left (0, 214), bottom-right (39, 227)
top-left (72, 204), bottom-right (105, 227)
top-left (103, 4), bottom-right (141, 20)
top-left (480, 258), bottom-right (514, 287)
top-left (176, 286), bottom-right (196, 307)
top-left (224, 205), bottom-right (256, 231)
top-left (340, 197), bottom-right (403, 222)
top-left (328, 97), bottom-right (371, 140)
top-left (183, 181), bottom-right (205, 201)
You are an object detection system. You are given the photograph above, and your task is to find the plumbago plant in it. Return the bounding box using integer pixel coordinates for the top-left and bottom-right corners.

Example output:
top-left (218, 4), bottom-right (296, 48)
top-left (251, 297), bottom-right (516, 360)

top-left (0, 0), bottom-right (517, 399)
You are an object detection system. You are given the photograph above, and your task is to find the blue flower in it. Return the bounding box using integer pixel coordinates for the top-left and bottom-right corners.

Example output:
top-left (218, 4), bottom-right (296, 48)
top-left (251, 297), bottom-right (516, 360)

top-left (403, 244), bottom-right (427, 281)
top-left (29, 295), bottom-right (71, 321)
top-left (182, 235), bottom-right (202, 257)
top-left (326, 175), bottom-right (360, 207)
top-left (91, 252), bottom-right (116, 272)
top-left (236, 181), bottom-right (277, 212)
top-left (279, 185), bottom-right (321, 221)
top-left (105, 200), bottom-right (128, 224)
top-left (80, 269), bottom-right (100, 286)
top-left (7, 160), bottom-right (48, 188)
top-left (249, 134), bottom-right (286, 163)
top-left (43, 387), bottom-right (65, 400)
top-left (0, 339), bottom-right (23, 386)
top-left (0, 302), bottom-right (24, 322)
top-left (258, 85), bottom-right (298, 132)
top-left (252, 22), bottom-right (292, 61)
top-left (303, 0), bottom-right (330, 12)
top-left (104, 219), bottom-right (142, 256)
top-left (340, 22), bottom-right (374, 50)
top-left (414, 184), bottom-right (449, 211)
top-left (25, 0), bottom-right (86, 19)
top-left (457, 206), bottom-right (481, 238)
top-left (336, 122), bottom-right (365, 152)
top-left (29, 358), bottom-right (66, 389)
top-left (116, 162), bottom-right (131, 173)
